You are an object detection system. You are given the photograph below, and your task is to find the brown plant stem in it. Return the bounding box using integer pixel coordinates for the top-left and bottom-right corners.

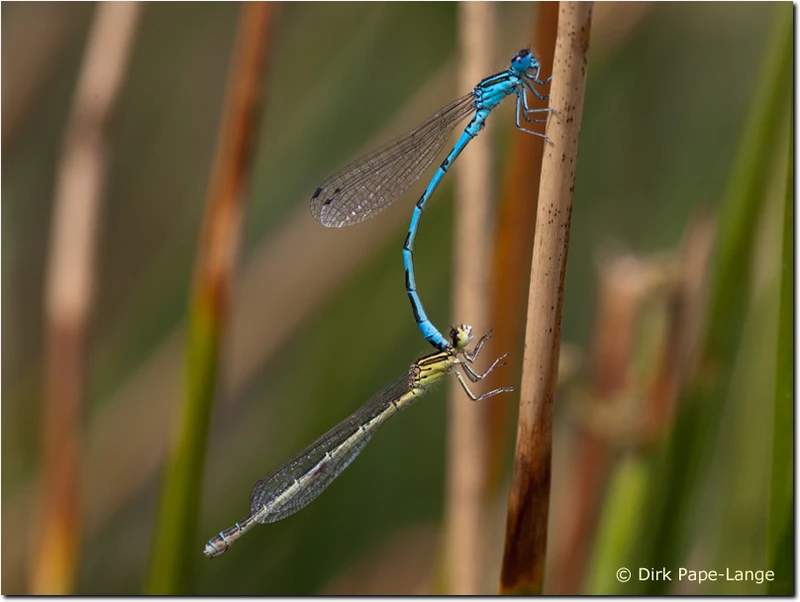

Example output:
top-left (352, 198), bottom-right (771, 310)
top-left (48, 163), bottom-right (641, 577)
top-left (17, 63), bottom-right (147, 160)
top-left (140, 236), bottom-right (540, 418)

top-left (499, 2), bottom-right (593, 594)
top-left (442, 1), bottom-right (495, 594)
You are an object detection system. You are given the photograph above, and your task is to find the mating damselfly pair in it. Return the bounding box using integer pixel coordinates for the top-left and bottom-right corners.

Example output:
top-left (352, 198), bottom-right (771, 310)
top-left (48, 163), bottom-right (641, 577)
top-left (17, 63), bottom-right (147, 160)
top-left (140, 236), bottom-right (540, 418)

top-left (204, 48), bottom-right (553, 557)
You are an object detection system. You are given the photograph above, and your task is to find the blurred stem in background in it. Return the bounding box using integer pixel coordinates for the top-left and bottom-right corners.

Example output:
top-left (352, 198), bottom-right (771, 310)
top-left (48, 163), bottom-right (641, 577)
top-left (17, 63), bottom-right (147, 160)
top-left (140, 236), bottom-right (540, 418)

top-left (145, 2), bottom-right (274, 593)
top-left (440, 2), bottom-right (495, 594)
top-left (582, 215), bottom-right (716, 594)
top-left (552, 250), bottom-right (670, 594)
top-left (31, 2), bottom-right (141, 593)
top-left (636, 8), bottom-right (792, 593)
top-left (766, 116), bottom-right (792, 596)
top-left (640, 215), bottom-right (717, 446)
top-left (499, 2), bottom-right (593, 594)
top-left (578, 214), bottom-right (714, 594)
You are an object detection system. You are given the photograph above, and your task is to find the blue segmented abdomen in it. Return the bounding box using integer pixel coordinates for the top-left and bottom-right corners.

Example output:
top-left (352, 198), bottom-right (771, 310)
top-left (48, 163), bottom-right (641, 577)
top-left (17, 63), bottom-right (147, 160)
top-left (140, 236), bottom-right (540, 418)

top-left (402, 117), bottom-right (486, 351)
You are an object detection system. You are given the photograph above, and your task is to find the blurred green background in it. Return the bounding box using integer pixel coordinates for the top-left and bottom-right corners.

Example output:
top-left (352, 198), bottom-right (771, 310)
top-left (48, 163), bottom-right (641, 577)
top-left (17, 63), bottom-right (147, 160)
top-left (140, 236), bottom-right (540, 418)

top-left (2, 1), bottom-right (791, 595)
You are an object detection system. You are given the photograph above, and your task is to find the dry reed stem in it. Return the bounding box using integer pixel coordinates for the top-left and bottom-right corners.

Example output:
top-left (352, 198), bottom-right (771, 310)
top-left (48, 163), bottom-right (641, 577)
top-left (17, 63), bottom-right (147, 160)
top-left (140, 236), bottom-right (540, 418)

top-left (31, 2), bottom-right (141, 594)
top-left (442, 2), bottom-right (495, 594)
top-left (499, 2), bottom-right (593, 594)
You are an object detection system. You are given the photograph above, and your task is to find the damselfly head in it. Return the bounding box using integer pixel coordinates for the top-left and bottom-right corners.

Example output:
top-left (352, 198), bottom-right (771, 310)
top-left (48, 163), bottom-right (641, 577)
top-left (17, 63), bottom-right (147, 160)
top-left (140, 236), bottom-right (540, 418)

top-left (450, 324), bottom-right (474, 349)
top-left (511, 48), bottom-right (538, 73)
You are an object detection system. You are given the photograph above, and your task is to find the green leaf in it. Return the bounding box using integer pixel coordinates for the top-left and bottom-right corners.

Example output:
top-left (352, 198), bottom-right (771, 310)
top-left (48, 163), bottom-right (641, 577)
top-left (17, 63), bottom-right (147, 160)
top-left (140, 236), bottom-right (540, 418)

top-left (766, 116), bottom-right (793, 596)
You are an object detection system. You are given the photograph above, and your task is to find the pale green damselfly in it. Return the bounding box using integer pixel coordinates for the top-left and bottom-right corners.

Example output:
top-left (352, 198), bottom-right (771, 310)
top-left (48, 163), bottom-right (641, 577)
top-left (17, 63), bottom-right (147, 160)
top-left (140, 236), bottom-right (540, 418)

top-left (204, 325), bottom-right (512, 558)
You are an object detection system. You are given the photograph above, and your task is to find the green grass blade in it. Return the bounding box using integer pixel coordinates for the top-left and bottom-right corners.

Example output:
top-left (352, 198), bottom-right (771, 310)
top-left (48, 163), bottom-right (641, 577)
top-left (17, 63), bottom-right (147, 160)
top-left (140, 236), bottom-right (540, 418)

top-left (146, 301), bottom-right (220, 592)
top-left (703, 7), bottom-right (792, 364)
top-left (766, 117), bottom-right (793, 595)
top-left (585, 456), bottom-right (648, 595)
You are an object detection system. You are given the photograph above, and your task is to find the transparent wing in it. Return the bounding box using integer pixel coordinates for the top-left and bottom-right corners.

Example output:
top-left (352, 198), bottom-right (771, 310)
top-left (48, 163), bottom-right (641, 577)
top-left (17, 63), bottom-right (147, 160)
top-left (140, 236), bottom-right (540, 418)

top-left (249, 371), bottom-right (416, 523)
top-left (311, 93), bottom-right (475, 228)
